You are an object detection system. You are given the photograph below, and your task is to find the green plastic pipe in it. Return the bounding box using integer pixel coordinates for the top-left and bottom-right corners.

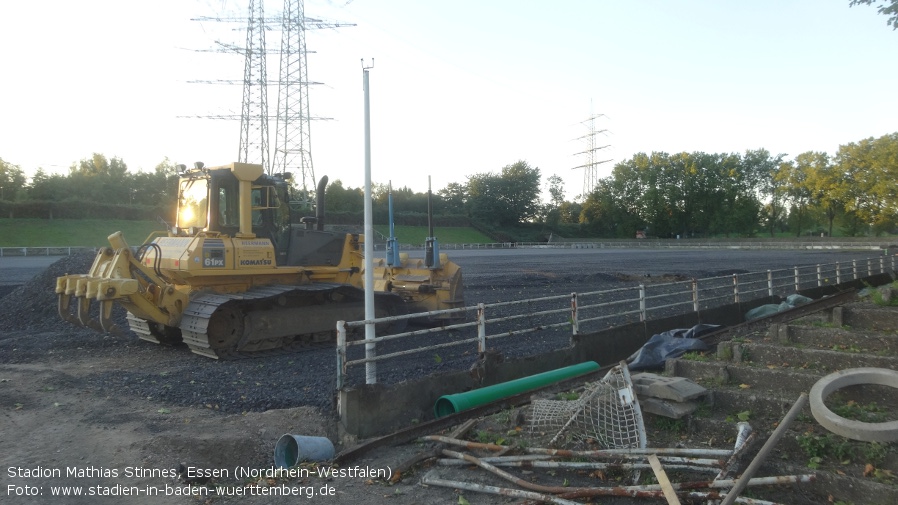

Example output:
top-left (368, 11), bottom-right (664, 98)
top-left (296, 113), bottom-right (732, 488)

top-left (433, 361), bottom-right (600, 418)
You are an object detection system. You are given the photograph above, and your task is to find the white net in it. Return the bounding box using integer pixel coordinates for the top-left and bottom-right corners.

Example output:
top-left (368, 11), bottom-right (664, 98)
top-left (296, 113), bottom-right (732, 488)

top-left (529, 362), bottom-right (646, 450)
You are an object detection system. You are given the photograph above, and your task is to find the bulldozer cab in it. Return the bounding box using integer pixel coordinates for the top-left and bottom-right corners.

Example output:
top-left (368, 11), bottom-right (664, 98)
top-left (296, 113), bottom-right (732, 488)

top-left (174, 165), bottom-right (349, 268)
top-left (175, 167), bottom-right (294, 265)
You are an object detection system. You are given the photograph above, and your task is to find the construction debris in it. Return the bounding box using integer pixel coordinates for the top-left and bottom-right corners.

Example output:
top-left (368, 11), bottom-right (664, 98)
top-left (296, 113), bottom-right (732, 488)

top-left (718, 393), bottom-right (809, 505)
top-left (632, 373), bottom-right (708, 419)
top-left (529, 362), bottom-right (646, 448)
top-left (412, 413), bottom-right (809, 504)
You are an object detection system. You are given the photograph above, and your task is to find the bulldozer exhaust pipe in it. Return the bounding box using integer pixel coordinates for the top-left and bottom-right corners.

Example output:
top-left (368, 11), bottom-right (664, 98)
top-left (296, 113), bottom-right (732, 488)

top-left (316, 176), bottom-right (328, 231)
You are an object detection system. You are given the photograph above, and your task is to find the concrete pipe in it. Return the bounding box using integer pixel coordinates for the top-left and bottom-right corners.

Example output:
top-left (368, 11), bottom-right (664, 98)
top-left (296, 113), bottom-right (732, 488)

top-left (809, 367), bottom-right (898, 443)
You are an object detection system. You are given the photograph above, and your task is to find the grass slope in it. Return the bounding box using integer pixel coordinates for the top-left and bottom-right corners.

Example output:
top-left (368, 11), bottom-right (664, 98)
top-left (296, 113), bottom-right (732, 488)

top-left (0, 219), bottom-right (167, 247)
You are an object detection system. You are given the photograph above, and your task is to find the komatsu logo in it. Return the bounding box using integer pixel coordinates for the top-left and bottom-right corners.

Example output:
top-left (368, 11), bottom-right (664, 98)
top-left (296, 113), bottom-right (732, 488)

top-left (239, 259), bottom-right (272, 266)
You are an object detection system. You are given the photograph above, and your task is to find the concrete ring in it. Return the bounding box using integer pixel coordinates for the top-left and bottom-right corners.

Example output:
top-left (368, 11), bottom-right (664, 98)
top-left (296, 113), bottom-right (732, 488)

top-left (809, 367), bottom-right (898, 443)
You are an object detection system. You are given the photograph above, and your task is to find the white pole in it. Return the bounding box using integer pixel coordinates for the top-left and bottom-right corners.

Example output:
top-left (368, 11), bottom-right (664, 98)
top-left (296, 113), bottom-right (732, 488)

top-left (362, 59), bottom-right (376, 384)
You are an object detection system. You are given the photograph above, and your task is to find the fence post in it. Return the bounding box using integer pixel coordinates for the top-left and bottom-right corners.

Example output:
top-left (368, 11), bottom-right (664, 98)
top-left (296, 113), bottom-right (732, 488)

top-left (477, 303), bottom-right (486, 353)
top-left (767, 270), bottom-right (773, 297)
top-left (868, 259), bottom-right (873, 277)
top-left (794, 266), bottom-right (800, 292)
top-left (880, 257), bottom-right (884, 274)
top-left (817, 264), bottom-right (822, 287)
top-left (836, 262), bottom-right (841, 285)
top-left (692, 278), bottom-right (699, 313)
top-left (336, 321), bottom-right (346, 390)
top-left (570, 293), bottom-right (579, 337)
top-left (733, 274), bottom-right (740, 304)
top-left (853, 259), bottom-right (858, 280)
top-left (639, 284), bottom-right (646, 322)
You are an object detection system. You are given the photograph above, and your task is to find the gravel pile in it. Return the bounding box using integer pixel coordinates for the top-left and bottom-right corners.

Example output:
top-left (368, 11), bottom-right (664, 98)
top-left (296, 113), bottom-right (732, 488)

top-left (0, 252), bottom-right (120, 333)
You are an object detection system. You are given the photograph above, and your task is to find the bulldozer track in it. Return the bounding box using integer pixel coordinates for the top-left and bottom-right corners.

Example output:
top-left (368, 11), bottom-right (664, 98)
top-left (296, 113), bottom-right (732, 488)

top-left (128, 283), bottom-right (407, 360)
top-left (182, 283), bottom-right (350, 359)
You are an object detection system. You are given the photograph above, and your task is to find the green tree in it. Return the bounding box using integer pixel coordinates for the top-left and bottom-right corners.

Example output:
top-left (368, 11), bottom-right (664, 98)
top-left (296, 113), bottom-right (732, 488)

top-left (806, 153), bottom-right (844, 237)
top-left (69, 153), bottom-right (131, 204)
top-left (544, 174), bottom-right (566, 226)
top-left (777, 156), bottom-right (814, 236)
top-left (0, 158), bottom-right (27, 201)
top-left (743, 148), bottom-right (786, 237)
top-left (324, 180), bottom-right (363, 213)
top-left (579, 175), bottom-right (642, 237)
top-left (707, 152), bottom-right (758, 237)
top-left (466, 172), bottom-right (506, 225)
top-left (558, 200), bottom-right (582, 224)
top-left (547, 175), bottom-right (565, 208)
top-left (467, 161), bottom-right (542, 226)
top-left (500, 160), bottom-right (542, 223)
top-left (437, 182), bottom-right (466, 215)
top-left (850, 0), bottom-right (898, 29)
top-left (27, 168), bottom-right (67, 202)
top-left (834, 133), bottom-right (898, 235)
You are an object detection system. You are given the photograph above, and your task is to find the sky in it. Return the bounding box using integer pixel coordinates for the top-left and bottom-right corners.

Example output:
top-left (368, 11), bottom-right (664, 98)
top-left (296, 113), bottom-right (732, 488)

top-left (1, 0), bottom-right (896, 200)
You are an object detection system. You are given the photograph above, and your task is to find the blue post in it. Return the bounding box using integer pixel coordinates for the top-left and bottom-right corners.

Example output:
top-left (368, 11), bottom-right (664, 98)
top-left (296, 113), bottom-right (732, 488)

top-left (386, 182), bottom-right (400, 267)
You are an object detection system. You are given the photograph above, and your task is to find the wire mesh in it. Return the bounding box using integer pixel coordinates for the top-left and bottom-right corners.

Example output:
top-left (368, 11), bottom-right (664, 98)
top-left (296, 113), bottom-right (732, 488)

top-left (529, 363), bottom-right (646, 451)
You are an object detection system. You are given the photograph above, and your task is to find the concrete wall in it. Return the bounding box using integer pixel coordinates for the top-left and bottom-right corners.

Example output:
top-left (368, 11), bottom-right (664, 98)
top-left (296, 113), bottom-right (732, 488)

top-left (337, 276), bottom-right (890, 440)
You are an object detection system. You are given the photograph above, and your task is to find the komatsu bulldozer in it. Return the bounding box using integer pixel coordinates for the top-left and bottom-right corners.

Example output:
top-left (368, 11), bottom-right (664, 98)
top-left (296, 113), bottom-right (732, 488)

top-left (55, 162), bottom-right (464, 359)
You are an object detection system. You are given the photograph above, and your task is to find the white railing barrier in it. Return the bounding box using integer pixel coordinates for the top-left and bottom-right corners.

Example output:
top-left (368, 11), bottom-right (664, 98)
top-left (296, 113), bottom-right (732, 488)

top-left (335, 255), bottom-right (896, 388)
top-left (0, 246), bottom-right (93, 257)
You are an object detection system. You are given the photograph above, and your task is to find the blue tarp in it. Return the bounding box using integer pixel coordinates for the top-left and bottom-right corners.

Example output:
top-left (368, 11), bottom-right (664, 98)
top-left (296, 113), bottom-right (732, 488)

top-left (628, 324), bottom-right (721, 371)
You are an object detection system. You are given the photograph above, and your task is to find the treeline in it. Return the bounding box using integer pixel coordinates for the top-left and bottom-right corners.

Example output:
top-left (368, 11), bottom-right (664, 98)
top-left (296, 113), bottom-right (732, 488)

top-left (0, 154), bottom-right (177, 221)
top-left (0, 153), bottom-right (539, 228)
top-left (2, 132), bottom-right (897, 239)
top-left (573, 132), bottom-right (898, 238)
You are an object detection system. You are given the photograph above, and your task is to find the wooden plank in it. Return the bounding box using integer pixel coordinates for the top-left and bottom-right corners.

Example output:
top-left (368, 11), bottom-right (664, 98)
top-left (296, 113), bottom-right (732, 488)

top-left (647, 454), bottom-right (682, 505)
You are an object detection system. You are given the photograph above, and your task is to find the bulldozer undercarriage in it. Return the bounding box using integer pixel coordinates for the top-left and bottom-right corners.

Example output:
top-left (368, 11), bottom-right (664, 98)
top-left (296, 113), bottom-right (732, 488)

top-left (122, 284), bottom-right (407, 359)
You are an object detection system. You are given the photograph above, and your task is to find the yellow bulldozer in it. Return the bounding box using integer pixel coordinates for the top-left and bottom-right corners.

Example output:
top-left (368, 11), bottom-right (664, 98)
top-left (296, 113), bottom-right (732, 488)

top-left (55, 162), bottom-right (464, 359)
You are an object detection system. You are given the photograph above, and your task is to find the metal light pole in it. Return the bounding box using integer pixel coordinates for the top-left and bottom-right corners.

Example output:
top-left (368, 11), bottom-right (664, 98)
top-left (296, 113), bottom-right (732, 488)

top-left (362, 58), bottom-right (376, 384)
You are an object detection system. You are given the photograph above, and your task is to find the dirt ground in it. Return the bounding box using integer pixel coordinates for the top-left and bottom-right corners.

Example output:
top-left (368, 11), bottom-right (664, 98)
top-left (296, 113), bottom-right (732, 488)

top-left (0, 247), bottom-right (888, 504)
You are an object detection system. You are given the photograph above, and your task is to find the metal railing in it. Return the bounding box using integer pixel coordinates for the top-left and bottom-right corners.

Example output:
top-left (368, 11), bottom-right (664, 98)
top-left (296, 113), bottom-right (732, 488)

top-left (371, 240), bottom-right (892, 252)
top-left (335, 255), bottom-right (896, 389)
top-left (0, 246), bottom-right (95, 257)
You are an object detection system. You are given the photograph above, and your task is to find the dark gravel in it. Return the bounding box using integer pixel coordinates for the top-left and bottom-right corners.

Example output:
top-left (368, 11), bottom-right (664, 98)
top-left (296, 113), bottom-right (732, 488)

top-left (0, 247), bottom-right (885, 415)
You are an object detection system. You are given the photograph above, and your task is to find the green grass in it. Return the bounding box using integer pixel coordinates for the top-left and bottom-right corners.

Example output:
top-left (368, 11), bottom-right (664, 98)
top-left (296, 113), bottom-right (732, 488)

top-left (0, 219), bottom-right (166, 247)
top-left (0, 218), bottom-right (495, 247)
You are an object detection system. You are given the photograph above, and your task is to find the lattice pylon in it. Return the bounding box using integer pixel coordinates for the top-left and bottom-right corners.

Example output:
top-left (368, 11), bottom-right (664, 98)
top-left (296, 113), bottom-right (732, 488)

top-left (238, 0), bottom-right (271, 173)
top-left (272, 0), bottom-right (316, 194)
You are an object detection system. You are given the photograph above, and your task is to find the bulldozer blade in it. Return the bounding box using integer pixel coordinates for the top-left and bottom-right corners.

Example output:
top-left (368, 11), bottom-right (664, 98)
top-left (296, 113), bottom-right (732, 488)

top-left (98, 300), bottom-right (122, 335)
top-left (76, 296), bottom-right (104, 333)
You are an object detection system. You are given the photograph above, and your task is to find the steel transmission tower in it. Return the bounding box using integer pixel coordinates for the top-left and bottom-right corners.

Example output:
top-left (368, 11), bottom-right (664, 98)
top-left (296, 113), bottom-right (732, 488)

top-left (238, 0), bottom-right (270, 172)
top-left (273, 0), bottom-right (314, 194)
top-left (189, 0), bottom-right (352, 191)
top-left (571, 113), bottom-right (611, 197)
